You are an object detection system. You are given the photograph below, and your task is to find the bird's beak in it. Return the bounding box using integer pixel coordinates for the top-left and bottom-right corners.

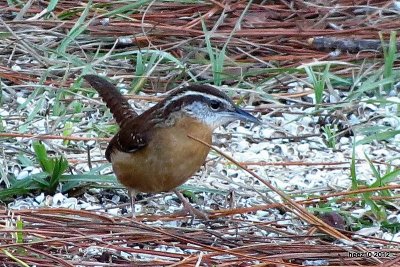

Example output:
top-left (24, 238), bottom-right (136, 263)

top-left (231, 106), bottom-right (261, 125)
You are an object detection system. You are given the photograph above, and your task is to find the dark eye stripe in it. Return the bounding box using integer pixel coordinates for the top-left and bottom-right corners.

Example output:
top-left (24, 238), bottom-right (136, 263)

top-left (162, 95), bottom-right (208, 116)
top-left (154, 85), bottom-right (235, 120)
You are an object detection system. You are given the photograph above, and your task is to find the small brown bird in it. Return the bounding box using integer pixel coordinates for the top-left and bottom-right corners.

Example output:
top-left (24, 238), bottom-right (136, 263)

top-left (84, 75), bottom-right (260, 218)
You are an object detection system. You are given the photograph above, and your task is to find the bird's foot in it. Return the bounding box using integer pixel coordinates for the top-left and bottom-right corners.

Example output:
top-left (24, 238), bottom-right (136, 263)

top-left (173, 189), bottom-right (209, 220)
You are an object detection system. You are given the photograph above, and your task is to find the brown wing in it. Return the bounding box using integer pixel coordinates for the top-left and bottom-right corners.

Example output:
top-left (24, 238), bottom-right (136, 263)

top-left (83, 75), bottom-right (152, 161)
top-left (105, 107), bottom-right (161, 161)
top-left (105, 124), bottom-right (150, 161)
top-left (83, 75), bottom-right (138, 128)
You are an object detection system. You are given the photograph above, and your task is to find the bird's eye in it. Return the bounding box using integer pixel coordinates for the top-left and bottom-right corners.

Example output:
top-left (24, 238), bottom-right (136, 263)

top-left (209, 100), bottom-right (221, 110)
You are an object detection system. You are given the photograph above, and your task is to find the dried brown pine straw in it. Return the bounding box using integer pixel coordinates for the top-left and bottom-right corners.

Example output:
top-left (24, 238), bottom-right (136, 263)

top-left (1, 208), bottom-right (399, 266)
top-left (1, 0), bottom-right (399, 85)
top-left (1, 1), bottom-right (400, 266)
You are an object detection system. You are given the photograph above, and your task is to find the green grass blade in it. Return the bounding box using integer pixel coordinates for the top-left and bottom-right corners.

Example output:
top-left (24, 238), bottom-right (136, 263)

top-left (2, 249), bottom-right (29, 267)
top-left (15, 217), bottom-right (24, 243)
top-left (381, 31), bottom-right (397, 93)
top-left (0, 188), bottom-right (29, 200)
top-left (32, 141), bottom-right (52, 174)
top-left (102, 0), bottom-right (150, 17)
top-left (379, 168), bottom-right (400, 185)
top-left (60, 174), bottom-right (118, 184)
top-left (46, 0), bottom-right (59, 13)
top-left (350, 142), bottom-right (358, 190)
top-left (356, 130), bottom-right (400, 145)
top-left (56, 0), bottom-right (92, 54)
top-left (49, 157), bottom-right (69, 193)
top-left (364, 153), bottom-right (381, 181)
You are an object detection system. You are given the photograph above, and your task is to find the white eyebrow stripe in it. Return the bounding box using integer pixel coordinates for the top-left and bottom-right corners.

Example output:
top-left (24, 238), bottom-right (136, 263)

top-left (164, 91), bottom-right (232, 108)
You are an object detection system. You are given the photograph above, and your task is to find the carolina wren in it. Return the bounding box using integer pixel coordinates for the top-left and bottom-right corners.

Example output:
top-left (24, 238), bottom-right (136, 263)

top-left (84, 75), bottom-right (260, 218)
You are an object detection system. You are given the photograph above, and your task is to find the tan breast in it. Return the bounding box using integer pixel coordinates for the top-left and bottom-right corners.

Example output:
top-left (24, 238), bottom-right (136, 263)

top-left (110, 116), bottom-right (213, 193)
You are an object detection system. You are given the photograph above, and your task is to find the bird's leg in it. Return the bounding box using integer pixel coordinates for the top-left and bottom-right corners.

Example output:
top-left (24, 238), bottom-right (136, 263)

top-left (129, 189), bottom-right (137, 219)
top-left (173, 189), bottom-right (209, 220)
